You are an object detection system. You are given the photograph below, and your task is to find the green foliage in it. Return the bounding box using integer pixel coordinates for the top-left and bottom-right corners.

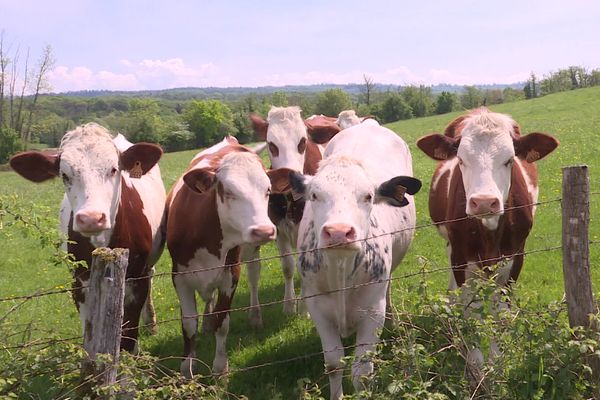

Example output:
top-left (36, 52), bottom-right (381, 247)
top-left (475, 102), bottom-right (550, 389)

top-left (183, 99), bottom-right (237, 147)
top-left (434, 91), bottom-right (456, 115)
top-left (125, 99), bottom-right (166, 144)
top-left (301, 269), bottom-right (600, 399)
top-left (380, 92), bottom-right (413, 123)
top-left (401, 85), bottom-right (433, 118)
top-left (461, 86), bottom-right (483, 109)
top-left (0, 127), bottom-right (24, 164)
top-left (314, 88), bottom-right (352, 116)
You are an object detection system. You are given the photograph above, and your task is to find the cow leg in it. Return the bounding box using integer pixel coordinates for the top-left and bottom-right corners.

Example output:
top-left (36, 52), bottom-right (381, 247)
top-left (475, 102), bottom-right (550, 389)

top-left (276, 234), bottom-right (297, 314)
top-left (141, 266), bottom-right (158, 335)
top-left (353, 298), bottom-right (386, 393)
top-left (242, 244), bottom-right (263, 329)
top-left (201, 290), bottom-right (217, 334)
top-left (175, 279), bottom-right (198, 378)
top-left (121, 280), bottom-right (149, 354)
top-left (308, 303), bottom-right (344, 400)
top-left (210, 287), bottom-right (237, 374)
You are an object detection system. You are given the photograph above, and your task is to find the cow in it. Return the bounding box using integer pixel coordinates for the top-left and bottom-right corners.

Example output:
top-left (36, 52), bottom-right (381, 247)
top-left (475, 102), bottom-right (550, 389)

top-left (246, 106), bottom-right (341, 326)
top-left (9, 122), bottom-right (166, 352)
top-left (336, 109), bottom-right (362, 129)
top-left (289, 119), bottom-right (421, 399)
top-left (165, 136), bottom-right (292, 377)
top-left (416, 107), bottom-right (559, 371)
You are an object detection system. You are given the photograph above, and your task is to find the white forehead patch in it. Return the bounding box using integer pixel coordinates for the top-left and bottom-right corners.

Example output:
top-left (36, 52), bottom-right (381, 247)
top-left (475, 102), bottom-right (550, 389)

top-left (461, 110), bottom-right (516, 140)
top-left (266, 106), bottom-right (306, 143)
top-left (313, 155), bottom-right (372, 191)
top-left (217, 152), bottom-right (269, 189)
top-left (60, 123), bottom-right (119, 170)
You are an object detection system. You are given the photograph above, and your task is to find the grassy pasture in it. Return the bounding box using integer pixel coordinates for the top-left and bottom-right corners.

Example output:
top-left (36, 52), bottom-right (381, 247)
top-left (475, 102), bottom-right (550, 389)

top-left (0, 86), bottom-right (599, 398)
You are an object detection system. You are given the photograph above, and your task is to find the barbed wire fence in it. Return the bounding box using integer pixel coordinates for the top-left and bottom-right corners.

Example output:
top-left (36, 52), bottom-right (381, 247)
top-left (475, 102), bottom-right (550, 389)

top-left (0, 166), bottom-right (598, 397)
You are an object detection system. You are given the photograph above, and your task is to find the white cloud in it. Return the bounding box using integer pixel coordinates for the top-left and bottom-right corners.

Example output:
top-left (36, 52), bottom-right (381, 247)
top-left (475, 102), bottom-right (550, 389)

top-left (48, 66), bottom-right (142, 92)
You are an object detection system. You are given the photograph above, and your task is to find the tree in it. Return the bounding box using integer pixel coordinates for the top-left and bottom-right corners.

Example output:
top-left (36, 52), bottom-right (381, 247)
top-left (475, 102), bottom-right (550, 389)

top-left (524, 72), bottom-right (539, 99)
top-left (183, 99), bottom-right (236, 147)
top-left (461, 86), bottom-right (483, 109)
top-left (502, 87), bottom-right (525, 103)
top-left (401, 85), bottom-right (433, 117)
top-left (380, 92), bottom-right (412, 123)
top-left (23, 45), bottom-right (55, 142)
top-left (125, 99), bottom-right (165, 143)
top-left (314, 88), bottom-right (352, 116)
top-left (435, 91), bottom-right (456, 114)
top-left (270, 91), bottom-right (288, 107)
top-left (0, 126), bottom-right (24, 164)
top-left (362, 74), bottom-right (375, 106)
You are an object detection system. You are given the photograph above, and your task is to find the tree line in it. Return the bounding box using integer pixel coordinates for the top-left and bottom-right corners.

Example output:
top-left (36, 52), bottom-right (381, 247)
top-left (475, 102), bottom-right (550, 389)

top-left (1, 33), bottom-right (598, 163)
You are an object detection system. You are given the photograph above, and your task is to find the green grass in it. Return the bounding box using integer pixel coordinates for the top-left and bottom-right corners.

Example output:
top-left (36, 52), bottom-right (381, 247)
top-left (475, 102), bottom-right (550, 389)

top-left (1, 87), bottom-right (600, 398)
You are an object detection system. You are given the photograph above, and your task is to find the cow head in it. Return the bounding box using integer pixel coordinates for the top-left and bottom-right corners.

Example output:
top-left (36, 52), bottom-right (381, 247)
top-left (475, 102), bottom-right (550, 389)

top-left (336, 110), bottom-right (361, 130)
top-left (250, 107), bottom-right (341, 172)
top-left (417, 108), bottom-right (558, 229)
top-left (250, 106), bottom-right (308, 172)
top-left (183, 151), bottom-right (292, 246)
top-left (290, 155), bottom-right (421, 252)
top-left (9, 123), bottom-right (162, 245)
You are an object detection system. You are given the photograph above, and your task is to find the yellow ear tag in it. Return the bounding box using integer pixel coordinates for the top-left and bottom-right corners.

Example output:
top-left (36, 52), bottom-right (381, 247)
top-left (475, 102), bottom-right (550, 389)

top-left (130, 161), bottom-right (143, 179)
top-left (526, 150), bottom-right (540, 163)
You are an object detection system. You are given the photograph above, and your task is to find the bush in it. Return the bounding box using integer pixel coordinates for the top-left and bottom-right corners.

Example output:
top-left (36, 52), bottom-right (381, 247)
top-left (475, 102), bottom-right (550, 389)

top-left (0, 127), bottom-right (25, 164)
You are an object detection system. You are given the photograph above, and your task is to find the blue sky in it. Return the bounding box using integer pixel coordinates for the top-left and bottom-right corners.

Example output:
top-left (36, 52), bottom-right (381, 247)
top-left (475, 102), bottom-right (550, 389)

top-left (1, 0), bottom-right (599, 92)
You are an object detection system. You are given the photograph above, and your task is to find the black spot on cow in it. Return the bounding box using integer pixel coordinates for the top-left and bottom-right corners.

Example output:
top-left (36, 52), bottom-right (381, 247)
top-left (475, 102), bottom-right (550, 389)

top-left (299, 221), bottom-right (322, 274)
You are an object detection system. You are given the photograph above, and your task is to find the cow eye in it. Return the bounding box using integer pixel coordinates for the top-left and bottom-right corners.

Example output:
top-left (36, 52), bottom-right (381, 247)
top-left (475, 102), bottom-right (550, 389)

top-left (311, 193), bottom-right (318, 201)
top-left (268, 142), bottom-right (279, 157)
top-left (109, 167), bottom-right (118, 176)
top-left (457, 157), bottom-right (464, 166)
top-left (225, 190), bottom-right (236, 199)
top-left (297, 137), bottom-right (307, 154)
top-left (363, 193), bottom-right (373, 203)
top-left (504, 158), bottom-right (514, 167)
top-left (62, 173), bottom-right (70, 184)
top-left (266, 188), bottom-right (271, 197)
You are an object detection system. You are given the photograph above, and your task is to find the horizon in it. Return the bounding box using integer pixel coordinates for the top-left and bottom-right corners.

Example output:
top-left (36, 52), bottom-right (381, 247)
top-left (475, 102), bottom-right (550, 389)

top-left (2, 0), bottom-right (599, 93)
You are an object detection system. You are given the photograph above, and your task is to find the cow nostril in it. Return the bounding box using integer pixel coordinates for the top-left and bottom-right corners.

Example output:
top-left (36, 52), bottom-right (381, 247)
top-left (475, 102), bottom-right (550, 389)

top-left (346, 227), bottom-right (356, 240)
top-left (490, 199), bottom-right (499, 211)
top-left (98, 213), bottom-right (107, 224)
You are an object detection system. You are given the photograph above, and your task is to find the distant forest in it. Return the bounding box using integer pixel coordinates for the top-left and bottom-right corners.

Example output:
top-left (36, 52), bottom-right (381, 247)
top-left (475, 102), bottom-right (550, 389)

top-left (1, 61), bottom-right (599, 164)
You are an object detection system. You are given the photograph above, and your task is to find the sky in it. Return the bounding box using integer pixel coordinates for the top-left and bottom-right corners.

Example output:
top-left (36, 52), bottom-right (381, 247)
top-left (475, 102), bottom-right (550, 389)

top-left (1, 0), bottom-right (599, 93)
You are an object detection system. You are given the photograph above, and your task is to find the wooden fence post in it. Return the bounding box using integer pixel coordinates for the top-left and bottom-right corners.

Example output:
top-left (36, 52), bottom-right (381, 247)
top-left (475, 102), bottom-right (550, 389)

top-left (562, 165), bottom-right (600, 383)
top-left (81, 247), bottom-right (128, 395)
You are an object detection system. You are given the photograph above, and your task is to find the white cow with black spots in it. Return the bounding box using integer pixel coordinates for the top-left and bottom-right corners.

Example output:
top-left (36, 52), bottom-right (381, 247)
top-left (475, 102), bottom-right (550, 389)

top-left (289, 119), bottom-right (421, 399)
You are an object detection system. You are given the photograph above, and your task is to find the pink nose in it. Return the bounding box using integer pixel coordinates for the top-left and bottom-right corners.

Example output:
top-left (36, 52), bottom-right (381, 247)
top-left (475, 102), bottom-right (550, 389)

top-left (469, 195), bottom-right (501, 215)
top-left (321, 223), bottom-right (356, 247)
top-left (75, 211), bottom-right (107, 233)
top-left (250, 225), bottom-right (276, 242)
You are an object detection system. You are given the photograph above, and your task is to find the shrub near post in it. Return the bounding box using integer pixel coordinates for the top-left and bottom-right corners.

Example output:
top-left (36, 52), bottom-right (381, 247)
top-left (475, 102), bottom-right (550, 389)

top-left (81, 248), bottom-right (128, 395)
top-left (561, 165), bottom-right (600, 382)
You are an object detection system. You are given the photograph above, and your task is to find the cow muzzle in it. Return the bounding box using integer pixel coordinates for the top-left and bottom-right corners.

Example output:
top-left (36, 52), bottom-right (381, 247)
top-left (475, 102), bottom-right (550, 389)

top-left (467, 195), bottom-right (503, 217)
top-left (321, 223), bottom-right (359, 250)
top-left (75, 211), bottom-right (109, 235)
top-left (248, 224), bottom-right (277, 244)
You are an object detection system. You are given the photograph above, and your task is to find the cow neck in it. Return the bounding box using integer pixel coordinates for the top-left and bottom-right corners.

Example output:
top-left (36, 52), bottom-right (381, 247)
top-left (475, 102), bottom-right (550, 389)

top-left (169, 185), bottom-right (224, 265)
top-left (447, 163), bottom-right (535, 285)
top-left (303, 140), bottom-right (322, 175)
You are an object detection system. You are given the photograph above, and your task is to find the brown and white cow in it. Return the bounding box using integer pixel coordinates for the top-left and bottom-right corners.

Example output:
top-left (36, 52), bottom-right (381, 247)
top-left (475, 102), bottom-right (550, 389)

top-left (166, 136), bottom-right (291, 377)
top-left (9, 123), bottom-right (166, 352)
top-left (417, 107), bottom-right (558, 365)
top-left (246, 106), bottom-right (341, 325)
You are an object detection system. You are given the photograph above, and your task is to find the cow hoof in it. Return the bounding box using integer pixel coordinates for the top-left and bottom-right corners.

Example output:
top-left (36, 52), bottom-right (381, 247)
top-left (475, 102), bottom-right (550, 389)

top-left (249, 309), bottom-right (263, 329)
top-left (212, 359), bottom-right (229, 376)
top-left (142, 323), bottom-right (158, 336)
top-left (181, 359), bottom-right (196, 379)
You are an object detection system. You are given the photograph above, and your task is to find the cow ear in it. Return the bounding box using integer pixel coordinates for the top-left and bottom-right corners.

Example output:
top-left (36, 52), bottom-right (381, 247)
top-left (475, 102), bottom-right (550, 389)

top-left (304, 116), bottom-right (341, 144)
top-left (375, 176), bottom-right (422, 207)
top-left (514, 132), bottom-right (559, 163)
top-left (416, 134), bottom-right (459, 161)
top-left (289, 171), bottom-right (311, 201)
top-left (9, 150), bottom-right (60, 182)
top-left (183, 168), bottom-right (216, 194)
top-left (267, 168), bottom-right (294, 194)
top-left (249, 114), bottom-right (268, 140)
top-left (120, 143), bottom-right (163, 178)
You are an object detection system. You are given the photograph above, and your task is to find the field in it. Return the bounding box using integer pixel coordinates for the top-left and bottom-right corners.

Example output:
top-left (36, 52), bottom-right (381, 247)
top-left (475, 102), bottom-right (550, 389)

top-left (1, 87), bottom-right (600, 398)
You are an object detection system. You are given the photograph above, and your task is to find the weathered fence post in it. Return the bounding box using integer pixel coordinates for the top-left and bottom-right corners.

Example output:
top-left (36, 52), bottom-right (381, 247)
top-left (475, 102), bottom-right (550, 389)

top-left (562, 165), bottom-right (600, 382)
top-left (81, 247), bottom-right (128, 395)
